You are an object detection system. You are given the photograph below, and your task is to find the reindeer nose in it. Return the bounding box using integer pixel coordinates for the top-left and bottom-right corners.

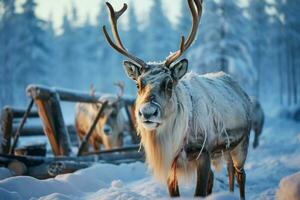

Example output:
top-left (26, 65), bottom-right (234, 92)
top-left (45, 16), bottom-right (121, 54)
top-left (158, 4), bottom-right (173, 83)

top-left (138, 103), bottom-right (160, 120)
top-left (103, 125), bottom-right (112, 135)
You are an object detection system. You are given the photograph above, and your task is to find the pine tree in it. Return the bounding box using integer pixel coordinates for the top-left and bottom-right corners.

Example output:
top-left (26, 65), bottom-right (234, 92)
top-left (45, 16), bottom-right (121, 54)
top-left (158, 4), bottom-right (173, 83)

top-left (145, 0), bottom-right (177, 62)
top-left (13, 0), bottom-right (51, 105)
top-left (57, 10), bottom-right (83, 89)
top-left (0, 0), bottom-right (17, 107)
top-left (188, 0), bottom-right (255, 90)
top-left (248, 0), bottom-right (269, 99)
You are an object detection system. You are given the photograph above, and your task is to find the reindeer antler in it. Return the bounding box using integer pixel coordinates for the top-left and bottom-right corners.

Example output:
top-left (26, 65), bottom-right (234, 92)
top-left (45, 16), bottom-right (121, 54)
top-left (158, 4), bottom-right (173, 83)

top-left (89, 84), bottom-right (96, 98)
top-left (114, 81), bottom-right (124, 102)
top-left (102, 2), bottom-right (147, 67)
top-left (102, 1), bottom-right (202, 69)
top-left (165, 0), bottom-right (202, 67)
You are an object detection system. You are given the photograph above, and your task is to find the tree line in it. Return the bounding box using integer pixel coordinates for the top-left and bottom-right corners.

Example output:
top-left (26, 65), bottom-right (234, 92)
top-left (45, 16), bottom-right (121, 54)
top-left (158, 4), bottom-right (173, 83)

top-left (0, 0), bottom-right (299, 116)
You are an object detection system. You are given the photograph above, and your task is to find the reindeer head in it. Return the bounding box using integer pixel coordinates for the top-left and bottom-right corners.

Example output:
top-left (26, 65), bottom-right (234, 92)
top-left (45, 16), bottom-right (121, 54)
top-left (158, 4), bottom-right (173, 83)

top-left (102, 0), bottom-right (202, 130)
top-left (95, 82), bottom-right (125, 148)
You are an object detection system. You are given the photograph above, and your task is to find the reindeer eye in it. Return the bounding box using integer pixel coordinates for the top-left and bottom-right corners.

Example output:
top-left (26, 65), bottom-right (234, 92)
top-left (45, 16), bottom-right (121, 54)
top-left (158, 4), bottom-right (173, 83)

top-left (162, 79), bottom-right (173, 97)
top-left (167, 80), bottom-right (173, 91)
top-left (136, 83), bottom-right (140, 90)
top-left (110, 111), bottom-right (117, 118)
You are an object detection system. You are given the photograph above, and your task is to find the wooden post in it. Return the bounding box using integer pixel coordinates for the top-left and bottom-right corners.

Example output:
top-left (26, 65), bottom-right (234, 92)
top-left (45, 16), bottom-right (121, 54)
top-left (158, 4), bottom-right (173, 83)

top-left (1, 106), bottom-right (40, 154)
top-left (27, 85), bottom-right (72, 156)
top-left (0, 106), bottom-right (13, 154)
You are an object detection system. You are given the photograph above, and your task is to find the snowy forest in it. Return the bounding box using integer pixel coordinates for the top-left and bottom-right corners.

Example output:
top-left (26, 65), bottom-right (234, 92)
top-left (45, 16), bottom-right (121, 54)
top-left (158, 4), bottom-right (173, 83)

top-left (0, 0), bottom-right (300, 200)
top-left (0, 0), bottom-right (299, 117)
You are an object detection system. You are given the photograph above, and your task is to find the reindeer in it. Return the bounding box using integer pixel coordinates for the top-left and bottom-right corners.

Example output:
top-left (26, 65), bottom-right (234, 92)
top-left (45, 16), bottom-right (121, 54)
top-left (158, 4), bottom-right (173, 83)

top-left (75, 83), bottom-right (126, 151)
top-left (250, 97), bottom-right (264, 148)
top-left (101, 1), bottom-right (251, 199)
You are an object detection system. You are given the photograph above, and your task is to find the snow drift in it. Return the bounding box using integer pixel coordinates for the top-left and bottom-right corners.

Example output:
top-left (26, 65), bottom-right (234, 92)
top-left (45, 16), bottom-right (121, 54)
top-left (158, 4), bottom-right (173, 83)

top-left (276, 171), bottom-right (300, 200)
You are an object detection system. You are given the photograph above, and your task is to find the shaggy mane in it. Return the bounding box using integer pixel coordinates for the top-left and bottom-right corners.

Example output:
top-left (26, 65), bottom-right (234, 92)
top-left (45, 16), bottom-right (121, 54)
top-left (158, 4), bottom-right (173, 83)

top-left (137, 71), bottom-right (251, 183)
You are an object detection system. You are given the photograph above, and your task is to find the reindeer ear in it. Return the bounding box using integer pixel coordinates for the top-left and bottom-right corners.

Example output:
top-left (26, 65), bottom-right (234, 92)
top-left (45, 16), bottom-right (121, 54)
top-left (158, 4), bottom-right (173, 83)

top-left (123, 61), bottom-right (141, 81)
top-left (170, 59), bottom-right (188, 80)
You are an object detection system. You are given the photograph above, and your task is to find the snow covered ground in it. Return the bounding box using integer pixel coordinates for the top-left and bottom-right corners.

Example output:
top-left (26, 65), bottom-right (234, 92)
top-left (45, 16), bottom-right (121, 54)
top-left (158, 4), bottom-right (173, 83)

top-left (0, 116), bottom-right (299, 200)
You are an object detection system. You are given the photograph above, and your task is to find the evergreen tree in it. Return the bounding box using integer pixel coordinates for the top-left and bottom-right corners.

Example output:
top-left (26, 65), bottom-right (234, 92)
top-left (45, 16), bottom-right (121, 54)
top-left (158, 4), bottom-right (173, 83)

top-left (145, 0), bottom-right (177, 62)
top-left (0, 0), bottom-right (17, 107)
top-left (13, 0), bottom-right (51, 105)
top-left (188, 0), bottom-right (255, 90)
top-left (248, 0), bottom-right (269, 98)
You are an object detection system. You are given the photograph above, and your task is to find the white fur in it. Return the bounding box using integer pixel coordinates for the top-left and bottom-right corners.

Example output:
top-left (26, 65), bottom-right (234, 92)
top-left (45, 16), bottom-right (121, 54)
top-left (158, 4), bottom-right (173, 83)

top-left (136, 71), bottom-right (251, 183)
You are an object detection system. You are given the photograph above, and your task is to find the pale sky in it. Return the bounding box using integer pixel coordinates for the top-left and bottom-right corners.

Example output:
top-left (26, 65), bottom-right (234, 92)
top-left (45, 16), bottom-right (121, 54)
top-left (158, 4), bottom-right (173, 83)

top-left (14, 0), bottom-right (249, 34)
top-left (15, 0), bottom-right (182, 33)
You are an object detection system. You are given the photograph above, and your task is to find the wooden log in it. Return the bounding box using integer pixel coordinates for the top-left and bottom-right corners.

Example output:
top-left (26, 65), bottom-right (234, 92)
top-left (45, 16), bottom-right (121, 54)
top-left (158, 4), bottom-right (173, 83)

top-left (27, 84), bottom-right (100, 103)
top-left (4, 108), bottom-right (39, 118)
top-left (27, 84), bottom-right (135, 104)
top-left (27, 163), bottom-right (50, 179)
top-left (7, 160), bottom-right (27, 176)
top-left (51, 93), bottom-right (72, 156)
top-left (82, 145), bottom-right (140, 156)
top-left (48, 161), bottom-right (90, 176)
top-left (0, 150), bottom-right (144, 167)
top-left (28, 88), bottom-right (72, 156)
top-left (1, 105), bottom-right (40, 154)
top-left (10, 124), bottom-right (77, 137)
top-left (14, 143), bottom-right (46, 157)
top-left (1, 106), bottom-right (13, 154)
top-left (11, 125), bottom-right (46, 136)
top-left (0, 151), bottom-right (143, 178)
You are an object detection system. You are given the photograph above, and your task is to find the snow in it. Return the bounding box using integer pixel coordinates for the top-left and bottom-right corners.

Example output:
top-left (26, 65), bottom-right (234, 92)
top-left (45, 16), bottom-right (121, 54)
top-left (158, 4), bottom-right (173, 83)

top-left (276, 171), bottom-right (300, 200)
top-left (0, 168), bottom-right (12, 180)
top-left (0, 116), bottom-right (299, 200)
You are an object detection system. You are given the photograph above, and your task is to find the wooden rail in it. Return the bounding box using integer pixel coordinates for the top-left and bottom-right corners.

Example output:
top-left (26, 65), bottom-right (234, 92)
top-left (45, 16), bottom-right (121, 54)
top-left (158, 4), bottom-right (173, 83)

top-left (1, 106), bottom-right (39, 154)
top-left (26, 84), bottom-right (136, 157)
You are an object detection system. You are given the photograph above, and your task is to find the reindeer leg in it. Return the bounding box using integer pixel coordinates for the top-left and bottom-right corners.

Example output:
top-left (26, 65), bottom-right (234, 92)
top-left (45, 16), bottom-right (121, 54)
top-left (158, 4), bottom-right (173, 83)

top-left (93, 139), bottom-right (100, 151)
top-left (226, 155), bottom-right (235, 192)
top-left (253, 131), bottom-right (259, 149)
top-left (78, 130), bottom-right (89, 153)
top-left (167, 177), bottom-right (180, 197)
top-left (194, 152), bottom-right (210, 197)
top-left (235, 167), bottom-right (246, 200)
top-left (230, 133), bottom-right (249, 200)
top-left (207, 169), bottom-right (214, 195)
